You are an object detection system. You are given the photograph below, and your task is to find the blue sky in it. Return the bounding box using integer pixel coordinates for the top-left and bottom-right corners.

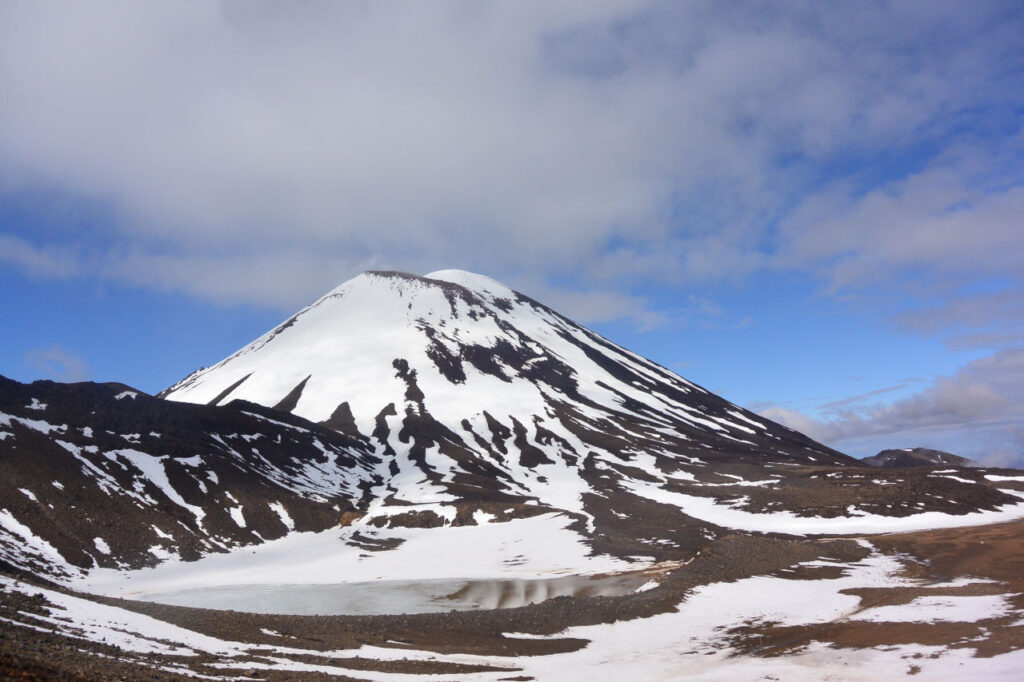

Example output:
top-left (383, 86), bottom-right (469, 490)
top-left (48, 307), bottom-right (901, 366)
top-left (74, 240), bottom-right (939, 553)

top-left (2, 1), bottom-right (1023, 464)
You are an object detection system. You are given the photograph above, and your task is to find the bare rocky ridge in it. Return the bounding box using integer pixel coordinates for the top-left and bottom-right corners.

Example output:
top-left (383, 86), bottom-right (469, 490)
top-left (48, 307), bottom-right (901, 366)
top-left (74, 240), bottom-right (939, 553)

top-left (862, 447), bottom-right (974, 468)
top-left (0, 376), bottom-right (379, 579)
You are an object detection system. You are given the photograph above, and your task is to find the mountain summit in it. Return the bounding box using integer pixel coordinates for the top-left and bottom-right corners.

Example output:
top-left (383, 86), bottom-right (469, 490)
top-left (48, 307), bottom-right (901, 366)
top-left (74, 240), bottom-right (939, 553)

top-left (161, 270), bottom-right (852, 526)
top-left (162, 269), bottom-right (845, 460)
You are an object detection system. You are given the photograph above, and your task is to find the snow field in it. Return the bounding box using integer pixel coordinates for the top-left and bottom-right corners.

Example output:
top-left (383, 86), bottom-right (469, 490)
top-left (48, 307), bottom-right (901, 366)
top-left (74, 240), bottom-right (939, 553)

top-left (72, 512), bottom-right (636, 599)
top-left (7, 542), bottom-right (1023, 680)
top-left (624, 479), bottom-right (1024, 535)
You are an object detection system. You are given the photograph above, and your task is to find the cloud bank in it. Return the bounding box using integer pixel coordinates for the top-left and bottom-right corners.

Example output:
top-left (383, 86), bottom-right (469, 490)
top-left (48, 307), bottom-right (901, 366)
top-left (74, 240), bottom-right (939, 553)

top-left (22, 345), bottom-right (88, 383)
top-left (1, 2), bottom-right (1022, 460)
top-left (0, 1), bottom-right (1021, 324)
top-left (761, 348), bottom-right (1024, 467)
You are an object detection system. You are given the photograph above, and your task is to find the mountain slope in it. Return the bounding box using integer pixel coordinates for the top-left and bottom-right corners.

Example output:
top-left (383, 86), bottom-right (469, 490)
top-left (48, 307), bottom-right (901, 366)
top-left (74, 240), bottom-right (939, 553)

top-left (154, 270), bottom-right (1024, 560)
top-left (0, 376), bottom-right (380, 579)
top-left (162, 271), bottom-right (853, 523)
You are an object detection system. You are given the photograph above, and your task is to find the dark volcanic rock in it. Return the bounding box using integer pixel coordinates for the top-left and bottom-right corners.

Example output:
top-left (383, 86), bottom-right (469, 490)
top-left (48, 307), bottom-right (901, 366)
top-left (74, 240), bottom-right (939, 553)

top-left (0, 375), bottom-right (380, 578)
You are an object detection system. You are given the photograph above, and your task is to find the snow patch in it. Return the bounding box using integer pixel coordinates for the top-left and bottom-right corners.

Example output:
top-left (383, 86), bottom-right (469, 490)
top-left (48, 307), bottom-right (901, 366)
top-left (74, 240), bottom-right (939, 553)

top-left (0, 509), bottom-right (66, 563)
top-left (149, 545), bottom-right (174, 560)
top-left (0, 411), bottom-right (66, 435)
top-left (473, 510), bottom-right (496, 525)
top-left (106, 449), bottom-right (206, 524)
top-left (852, 595), bottom-right (1013, 623)
top-left (625, 480), bottom-right (1024, 535)
top-left (934, 474), bottom-right (976, 484)
top-left (228, 505), bottom-right (246, 528)
top-left (268, 502), bottom-right (294, 531)
top-left (74, 513), bottom-right (635, 598)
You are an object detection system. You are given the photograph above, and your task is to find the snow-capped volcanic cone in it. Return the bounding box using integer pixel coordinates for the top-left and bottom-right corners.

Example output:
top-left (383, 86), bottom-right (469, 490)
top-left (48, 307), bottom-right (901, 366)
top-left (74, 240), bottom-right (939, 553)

top-left (164, 269), bottom-right (843, 462)
top-left (158, 271), bottom-right (865, 546)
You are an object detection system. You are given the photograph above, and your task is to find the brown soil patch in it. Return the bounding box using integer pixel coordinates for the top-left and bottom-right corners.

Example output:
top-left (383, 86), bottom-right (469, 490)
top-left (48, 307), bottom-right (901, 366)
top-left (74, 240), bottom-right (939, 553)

top-left (724, 519), bottom-right (1024, 660)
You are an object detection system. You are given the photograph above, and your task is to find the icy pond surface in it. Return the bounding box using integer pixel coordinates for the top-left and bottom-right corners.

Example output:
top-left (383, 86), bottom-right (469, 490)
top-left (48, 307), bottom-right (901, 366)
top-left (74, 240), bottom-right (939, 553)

top-left (132, 573), bottom-right (652, 616)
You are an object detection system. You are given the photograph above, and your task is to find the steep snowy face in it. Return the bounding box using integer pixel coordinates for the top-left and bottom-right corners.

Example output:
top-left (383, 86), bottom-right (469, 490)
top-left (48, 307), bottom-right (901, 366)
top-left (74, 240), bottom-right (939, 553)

top-left (162, 270), bottom-right (852, 526)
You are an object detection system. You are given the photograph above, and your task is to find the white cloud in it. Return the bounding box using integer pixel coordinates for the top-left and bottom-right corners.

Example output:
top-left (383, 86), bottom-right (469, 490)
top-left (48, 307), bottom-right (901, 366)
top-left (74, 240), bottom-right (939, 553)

top-left (0, 1), bottom-right (1020, 318)
top-left (759, 406), bottom-right (834, 444)
top-left (0, 234), bottom-right (79, 278)
top-left (895, 289), bottom-right (1024, 351)
top-left (23, 345), bottom-right (88, 382)
top-left (776, 149), bottom-right (1024, 292)
top-left (759, 348), bottom-right (1024, 466)
top-left (513, 281), bottom-right (666, 330)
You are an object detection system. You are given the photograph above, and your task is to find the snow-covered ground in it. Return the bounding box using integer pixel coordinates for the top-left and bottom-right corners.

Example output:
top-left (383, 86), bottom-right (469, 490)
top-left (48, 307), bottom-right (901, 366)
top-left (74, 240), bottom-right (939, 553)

top-left (852, 594), bottom-right (1014, 624)
top-left (6, 543), bottom-right (1021, 680)
top-left (128, 573), bottom-right (651, 616)
top-left (73, 512), bottom-right (637, 601)
top-left (626, 479), bottom-right (1024, 535)
top-left (68, 483), bottom-right (1024, 617)
top-left (491, 551), bottom-right (1024, 681)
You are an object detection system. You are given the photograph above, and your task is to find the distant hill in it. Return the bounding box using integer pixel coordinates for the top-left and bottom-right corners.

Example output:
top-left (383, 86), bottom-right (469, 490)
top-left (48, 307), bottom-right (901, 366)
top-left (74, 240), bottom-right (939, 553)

top-left (862, 447), bottom-right (973, 468)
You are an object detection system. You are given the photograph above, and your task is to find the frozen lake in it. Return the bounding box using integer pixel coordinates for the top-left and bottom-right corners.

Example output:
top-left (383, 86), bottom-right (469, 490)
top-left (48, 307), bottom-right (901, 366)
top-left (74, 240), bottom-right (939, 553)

top-left (132, 572), bottom-right (653, 615)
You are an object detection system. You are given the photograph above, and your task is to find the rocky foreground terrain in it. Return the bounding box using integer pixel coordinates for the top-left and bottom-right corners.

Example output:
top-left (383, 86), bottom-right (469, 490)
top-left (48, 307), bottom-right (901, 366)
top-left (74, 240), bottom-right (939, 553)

top-left (2, 270), bottom-right (1023, 680)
